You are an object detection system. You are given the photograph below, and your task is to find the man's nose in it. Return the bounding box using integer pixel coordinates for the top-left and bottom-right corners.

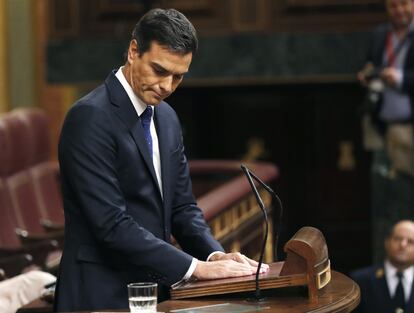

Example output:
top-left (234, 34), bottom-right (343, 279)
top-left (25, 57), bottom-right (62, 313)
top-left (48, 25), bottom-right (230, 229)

top-left (400, 238), bottom-right (408, 247)
top-left (159, 76), bottom-right (173, 93)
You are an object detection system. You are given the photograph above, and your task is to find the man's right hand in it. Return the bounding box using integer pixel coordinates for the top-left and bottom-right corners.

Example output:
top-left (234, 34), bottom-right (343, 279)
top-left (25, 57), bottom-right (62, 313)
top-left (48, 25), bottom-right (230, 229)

top-left (357, 62), bottom-right (375, 86)
top-left (192, 259), bottom-right (256, 280)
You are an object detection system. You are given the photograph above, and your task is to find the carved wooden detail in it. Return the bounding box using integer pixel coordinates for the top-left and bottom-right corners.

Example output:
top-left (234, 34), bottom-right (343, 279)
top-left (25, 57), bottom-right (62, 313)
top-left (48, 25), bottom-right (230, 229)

top-left (95, 0), bottom-right (147, 15)
top-left (231, 0), bottom-right (268, 32)
top-left (48, 0), bottom-right (232, 38)
top-left (208, 189), bottom-right (274, 263)
top-left (285, 0), bottom-right (382, 8)
top-left (48, 0), bottom-right (388, 38)
top-left (49, 0), bottom-right (79, 38)
top-left (272, 0), bottom-right (385, 32)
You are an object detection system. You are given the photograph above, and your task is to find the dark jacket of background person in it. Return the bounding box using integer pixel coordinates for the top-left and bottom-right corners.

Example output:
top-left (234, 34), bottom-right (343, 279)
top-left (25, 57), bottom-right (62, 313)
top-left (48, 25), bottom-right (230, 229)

top-left (351, 263), bottom-right (414, 313)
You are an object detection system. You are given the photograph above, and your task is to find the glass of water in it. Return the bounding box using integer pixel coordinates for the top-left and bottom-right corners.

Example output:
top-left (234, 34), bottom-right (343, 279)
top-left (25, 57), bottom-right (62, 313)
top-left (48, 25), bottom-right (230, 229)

top-left (127, 282), bottom-right (157, 313)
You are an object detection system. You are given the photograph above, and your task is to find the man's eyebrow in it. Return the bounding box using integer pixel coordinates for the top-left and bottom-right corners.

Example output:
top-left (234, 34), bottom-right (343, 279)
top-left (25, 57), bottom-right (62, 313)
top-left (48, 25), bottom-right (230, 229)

top-left (151, 62), bottom-right (167, 72)
top-left (151, 62), bottom-right (188, 75)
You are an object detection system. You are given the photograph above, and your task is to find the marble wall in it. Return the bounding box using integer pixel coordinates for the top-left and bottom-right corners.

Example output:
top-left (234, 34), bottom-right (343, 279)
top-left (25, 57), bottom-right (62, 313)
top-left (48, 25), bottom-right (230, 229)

top-left (46, 32), bottom-right (371, 83)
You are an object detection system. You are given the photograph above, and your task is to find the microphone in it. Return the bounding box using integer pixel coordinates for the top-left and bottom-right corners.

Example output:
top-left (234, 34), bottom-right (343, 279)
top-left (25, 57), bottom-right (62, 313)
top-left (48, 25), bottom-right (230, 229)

top-left (240, 164), bottom-right (284, 302)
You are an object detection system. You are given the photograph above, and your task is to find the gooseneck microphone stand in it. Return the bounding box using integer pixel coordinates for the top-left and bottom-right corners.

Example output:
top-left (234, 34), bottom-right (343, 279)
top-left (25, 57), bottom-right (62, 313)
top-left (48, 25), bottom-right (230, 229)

top-left (241, 164), bottom-right (283, 302)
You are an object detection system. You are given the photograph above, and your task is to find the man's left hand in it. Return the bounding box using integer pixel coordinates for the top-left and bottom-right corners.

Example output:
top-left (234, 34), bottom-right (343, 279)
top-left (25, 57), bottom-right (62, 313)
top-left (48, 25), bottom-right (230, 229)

top-left (209, 252), bottom-right (269, 273)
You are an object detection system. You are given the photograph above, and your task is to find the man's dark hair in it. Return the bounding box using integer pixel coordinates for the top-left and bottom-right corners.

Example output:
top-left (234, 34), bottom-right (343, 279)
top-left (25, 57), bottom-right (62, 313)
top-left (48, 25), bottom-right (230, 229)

top-left (132, 8), bottom-right (198, 55)
top-left (385, 219), bottom-right (414, 240)
top-left (385, 222), bottom-right (397, 240)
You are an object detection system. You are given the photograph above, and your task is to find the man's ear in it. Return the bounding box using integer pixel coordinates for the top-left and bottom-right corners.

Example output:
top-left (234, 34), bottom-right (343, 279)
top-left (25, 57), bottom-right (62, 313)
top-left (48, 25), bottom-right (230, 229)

top-left (127, 39), bottom-right (139, 64)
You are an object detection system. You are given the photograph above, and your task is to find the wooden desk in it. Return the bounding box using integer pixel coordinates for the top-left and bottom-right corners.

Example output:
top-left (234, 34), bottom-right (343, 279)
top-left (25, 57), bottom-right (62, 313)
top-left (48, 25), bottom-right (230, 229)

top-left (17, 271), bottom-right (359, 313)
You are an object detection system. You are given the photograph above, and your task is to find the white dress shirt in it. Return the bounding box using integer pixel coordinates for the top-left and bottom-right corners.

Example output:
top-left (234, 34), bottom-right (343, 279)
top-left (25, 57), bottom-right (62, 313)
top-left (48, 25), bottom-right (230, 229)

top-left (385, 259), bottom-right (414, 301)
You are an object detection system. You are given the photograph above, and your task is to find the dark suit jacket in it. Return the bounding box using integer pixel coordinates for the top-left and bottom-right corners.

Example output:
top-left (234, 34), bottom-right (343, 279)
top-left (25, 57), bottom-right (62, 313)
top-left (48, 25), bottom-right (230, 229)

top-left (351, 264), bottom-right (414, 313)
top-left (366, 24), bottom-right (414, 132)
top-left (54, 71), bottom-right (224, 312)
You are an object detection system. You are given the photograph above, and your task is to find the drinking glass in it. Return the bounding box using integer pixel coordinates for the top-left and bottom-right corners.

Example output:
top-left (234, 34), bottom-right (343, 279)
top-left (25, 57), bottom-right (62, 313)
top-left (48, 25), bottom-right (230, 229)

top-left (127, 282), bottom-right (157, 313)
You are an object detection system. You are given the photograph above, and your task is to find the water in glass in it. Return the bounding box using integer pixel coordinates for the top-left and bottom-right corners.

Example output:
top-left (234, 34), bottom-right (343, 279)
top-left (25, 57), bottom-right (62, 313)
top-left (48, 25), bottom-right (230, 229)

top-left (128, 282), bottom-right (157, 313)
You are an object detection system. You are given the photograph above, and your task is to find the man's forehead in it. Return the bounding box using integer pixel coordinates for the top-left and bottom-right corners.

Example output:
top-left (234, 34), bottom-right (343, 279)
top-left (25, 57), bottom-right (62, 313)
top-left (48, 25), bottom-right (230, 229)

top-left (392, 222), bottom-right (414, 237)
top-left (145, 43), bottom-right (192, 72)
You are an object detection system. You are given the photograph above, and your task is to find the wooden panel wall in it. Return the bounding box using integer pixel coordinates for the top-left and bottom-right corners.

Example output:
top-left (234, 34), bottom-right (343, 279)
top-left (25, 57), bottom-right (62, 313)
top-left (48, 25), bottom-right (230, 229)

top-left (47, 0), bottom-right (387, 38)
top-left (167, 81), bottom-right (371, 274)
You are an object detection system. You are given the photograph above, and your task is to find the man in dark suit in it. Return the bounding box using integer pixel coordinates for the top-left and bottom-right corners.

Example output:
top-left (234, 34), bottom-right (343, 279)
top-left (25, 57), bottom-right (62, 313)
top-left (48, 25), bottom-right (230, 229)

top-left (358, 0), bottom-right (414, 263)
top-left (351, 220), bottom-right (414, 313)
top-left (55, 8), bottom-right (267, 312)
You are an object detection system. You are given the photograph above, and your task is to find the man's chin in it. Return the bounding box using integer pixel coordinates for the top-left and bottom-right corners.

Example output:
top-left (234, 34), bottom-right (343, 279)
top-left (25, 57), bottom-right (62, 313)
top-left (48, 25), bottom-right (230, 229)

top-left (142, 96), bottom-right (162, 106)
top-left (391, 256), bottom-right (411, 267)
top-left (392, 19), bottom-right (411, 29)
top-left (149, 99), bottom-right (162, 106)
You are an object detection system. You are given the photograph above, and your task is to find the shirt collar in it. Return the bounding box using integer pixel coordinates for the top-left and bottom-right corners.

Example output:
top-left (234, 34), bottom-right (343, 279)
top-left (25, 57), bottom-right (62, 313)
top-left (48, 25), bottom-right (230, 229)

top-left (385, 259), bottom-right (398, 279)
top-left (385, 259), bottom-right (414, 282)
top-left (115, 66), bottom-right (151, 117)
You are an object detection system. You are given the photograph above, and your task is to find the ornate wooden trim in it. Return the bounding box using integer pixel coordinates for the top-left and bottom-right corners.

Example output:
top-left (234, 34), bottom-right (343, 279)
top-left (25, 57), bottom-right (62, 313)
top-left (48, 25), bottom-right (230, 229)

top-left (49, 0), bottom-right (79, 38)
top-left (286, 0), bottom-right (382, 7)
top-left (231, 0), bottom-right (268, 32)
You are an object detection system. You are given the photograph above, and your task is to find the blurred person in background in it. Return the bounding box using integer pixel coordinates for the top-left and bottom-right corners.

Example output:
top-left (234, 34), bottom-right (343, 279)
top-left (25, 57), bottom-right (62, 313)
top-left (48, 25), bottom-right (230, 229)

top-left (351, 220), bottom-right (414, 313)
top-left (358, 0), bottom-right (414, 263)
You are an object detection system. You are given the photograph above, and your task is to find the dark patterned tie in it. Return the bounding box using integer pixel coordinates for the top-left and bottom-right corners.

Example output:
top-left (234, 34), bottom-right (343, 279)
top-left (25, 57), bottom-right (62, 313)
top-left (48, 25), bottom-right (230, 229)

top-left (393, 271), bottom-right (405, 311)
top-left (140, 106), bottom-right (153, 158)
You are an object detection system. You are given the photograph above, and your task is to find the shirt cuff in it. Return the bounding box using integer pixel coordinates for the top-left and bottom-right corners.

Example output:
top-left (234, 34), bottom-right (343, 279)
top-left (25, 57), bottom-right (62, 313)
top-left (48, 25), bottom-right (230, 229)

top-left (183, 257), bottom-right (198, 280)
top-left (206, 251), bottom-right (225, 262)
top-left (171, 257), bottom-right (198, 288)
top-left (395, 69), bottom-right (404, 90)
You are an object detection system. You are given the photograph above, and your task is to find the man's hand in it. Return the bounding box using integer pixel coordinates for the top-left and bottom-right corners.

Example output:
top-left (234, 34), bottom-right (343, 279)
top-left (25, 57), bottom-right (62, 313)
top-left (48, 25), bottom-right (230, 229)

top-left (192, 252), bottom-right (269, 280)
top-left (357, 62), bottom-right (375, 86)
top-left (380, 67), bottom-right (400, 88)
top-left (209, 252), bottom-right (269, 271)
top-left (192, 259), bottom-right (255, 280)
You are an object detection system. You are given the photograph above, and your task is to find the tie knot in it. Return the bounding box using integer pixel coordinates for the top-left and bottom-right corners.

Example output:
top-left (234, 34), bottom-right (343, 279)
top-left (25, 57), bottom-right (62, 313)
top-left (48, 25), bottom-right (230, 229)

top-left (141, 106), bottom-right (153, 123)
top-left (397, 271), bottom-right (404, 280)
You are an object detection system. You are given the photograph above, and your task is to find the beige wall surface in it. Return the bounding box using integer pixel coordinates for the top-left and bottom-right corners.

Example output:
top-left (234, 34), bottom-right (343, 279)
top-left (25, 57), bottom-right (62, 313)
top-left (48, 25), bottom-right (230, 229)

top-left (6, 0), bottom-right (35, 109)
top-left (0, 0), bottom-right (9, 112)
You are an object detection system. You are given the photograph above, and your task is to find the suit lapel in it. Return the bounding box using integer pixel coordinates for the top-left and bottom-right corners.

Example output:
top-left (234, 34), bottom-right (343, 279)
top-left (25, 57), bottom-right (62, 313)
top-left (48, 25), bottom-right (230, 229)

top-left (104, 71), bottom-right (161, 196)
top-left (154, 106), bottom-right (170, 208)
top-left (407, 277), bottom-right (414, 313)
top-left (373, 266), bottom-right (394, 311)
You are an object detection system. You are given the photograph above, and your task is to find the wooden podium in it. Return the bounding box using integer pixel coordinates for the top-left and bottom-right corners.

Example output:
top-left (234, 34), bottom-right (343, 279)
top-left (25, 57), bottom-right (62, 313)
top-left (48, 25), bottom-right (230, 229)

top-left (161, 271), bottom-right (359, 313)
top-left (17, 227), bottom-right (360, 313)
top-left (171, 227), bottom-right (332, 303)
top-left (18, 271), bottom-right (359, 313)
